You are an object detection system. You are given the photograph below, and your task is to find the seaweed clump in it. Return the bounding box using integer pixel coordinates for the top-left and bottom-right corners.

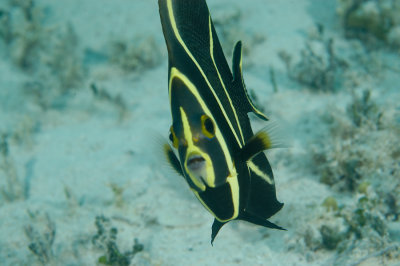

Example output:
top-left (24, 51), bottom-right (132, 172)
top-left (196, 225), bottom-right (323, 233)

top-left (337, 0), bottom-right (400, 49)
top-left (24, 211), bottom-right (56, 265)
top-left (22, 23), bottom-right (85, 109)
top-left (0, 0), bottom-right (85, 110)
top-left (0, 133), bottom-right (28, 202)
top-left (212, 5), bottom-right (265, 61)
top-left (347, 89), bottom-right (383, 128)
top-left (305, 89), bottom-right (400, 263)
top-left (299, 192), bottom-right (399, 265)
top-left (92, 216), bottom-right (143, 266)
top-left (279, 30), bottom-right (348, 92)
top-left (312, 89), bottom-right (390, 191)
top-left (108, 35), bottom-right (161, 73)
top-left (2, 0), bottom-right (43, 69)
top-left (90, 83), bottom-right (129, 121)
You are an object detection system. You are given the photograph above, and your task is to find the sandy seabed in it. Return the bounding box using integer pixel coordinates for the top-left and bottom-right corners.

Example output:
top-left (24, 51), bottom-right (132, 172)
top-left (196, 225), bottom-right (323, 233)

top-left (0, 0), bottom-right (400, 265)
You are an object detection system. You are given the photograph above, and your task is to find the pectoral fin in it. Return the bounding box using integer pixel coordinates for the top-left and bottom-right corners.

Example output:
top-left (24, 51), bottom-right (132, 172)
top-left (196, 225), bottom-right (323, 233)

top-left (240, 123), bottom-right (285, 162)
top-left (163, 143), bottom-right (184, 177)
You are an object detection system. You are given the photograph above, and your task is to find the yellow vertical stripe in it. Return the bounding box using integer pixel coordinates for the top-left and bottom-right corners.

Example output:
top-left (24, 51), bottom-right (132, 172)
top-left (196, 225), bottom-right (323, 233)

top-left (208, 16), bottom-right (245, 145)
top-left (166, 0), bottom-right (242, 147)
top-left (169, 67), bottom-right (235, 186)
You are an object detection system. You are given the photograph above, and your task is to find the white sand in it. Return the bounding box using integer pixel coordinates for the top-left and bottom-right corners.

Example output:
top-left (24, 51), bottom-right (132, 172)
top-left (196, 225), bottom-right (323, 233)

top-left (1, 0), bottom-right (399, 265)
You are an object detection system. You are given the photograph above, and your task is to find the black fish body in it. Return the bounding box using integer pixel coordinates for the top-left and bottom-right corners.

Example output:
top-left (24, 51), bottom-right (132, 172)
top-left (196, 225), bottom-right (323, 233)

top-left (158, 0), bottom-right (284, 244)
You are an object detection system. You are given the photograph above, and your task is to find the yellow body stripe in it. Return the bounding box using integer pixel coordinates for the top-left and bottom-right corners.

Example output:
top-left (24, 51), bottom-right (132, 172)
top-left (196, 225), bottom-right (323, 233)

top-left (180, 107), bottom-right (213, 190)
top-left (192, 171), bottom-right (239, 222)
top-left (169, 67), bottom-right (235, 187)
top-left (166, 0), bottom-right (242, 147)
top-left (208, 16), bottom-right (244, 144)
top-left (247, 160), bottom-right (274, 185)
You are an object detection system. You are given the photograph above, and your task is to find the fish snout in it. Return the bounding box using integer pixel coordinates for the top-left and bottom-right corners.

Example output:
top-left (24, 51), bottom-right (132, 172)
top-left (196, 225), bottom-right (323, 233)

top-left (185, 152), bottom-right (209, 188)
top-left (187, 154), bottom-right (206, 172)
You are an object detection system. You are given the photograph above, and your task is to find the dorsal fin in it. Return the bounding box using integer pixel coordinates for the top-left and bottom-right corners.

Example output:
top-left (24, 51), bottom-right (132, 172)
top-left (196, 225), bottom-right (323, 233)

top-left (232, 41), bottom-right (243, 83)
top-left (232, 41), bottom-right (268, 121)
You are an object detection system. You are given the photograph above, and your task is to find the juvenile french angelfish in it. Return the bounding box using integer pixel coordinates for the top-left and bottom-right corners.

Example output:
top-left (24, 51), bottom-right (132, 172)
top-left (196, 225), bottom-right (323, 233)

top-left (158, 0), bottom-right (285, 244)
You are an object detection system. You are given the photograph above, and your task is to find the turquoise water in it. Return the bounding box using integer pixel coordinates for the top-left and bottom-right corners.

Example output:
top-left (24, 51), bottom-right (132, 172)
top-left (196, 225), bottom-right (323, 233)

top-left (0, 0), bottom-right (399, 265)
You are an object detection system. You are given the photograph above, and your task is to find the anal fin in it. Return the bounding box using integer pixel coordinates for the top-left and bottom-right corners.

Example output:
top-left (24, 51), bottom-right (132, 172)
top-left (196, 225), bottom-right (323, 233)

top-left (240, 211), bottom-right (286, 231)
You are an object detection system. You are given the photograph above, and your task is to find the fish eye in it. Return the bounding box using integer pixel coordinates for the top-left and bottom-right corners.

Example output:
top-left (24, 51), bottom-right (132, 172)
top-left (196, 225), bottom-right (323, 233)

top-left (201, 114), bottom-right (215, 138)
top-left (169, 126), bottom-right (179, 148)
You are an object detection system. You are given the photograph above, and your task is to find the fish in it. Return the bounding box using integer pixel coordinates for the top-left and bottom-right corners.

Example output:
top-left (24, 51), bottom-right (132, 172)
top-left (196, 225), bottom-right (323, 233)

top-left (158, 0), bottom-right (285, 244)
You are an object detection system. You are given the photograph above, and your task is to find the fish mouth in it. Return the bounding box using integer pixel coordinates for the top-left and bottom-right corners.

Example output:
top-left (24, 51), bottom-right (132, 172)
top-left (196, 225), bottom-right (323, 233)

top-left (185, 152), bottom-right (212, 189)
top-left (187, 155), bottom-right (206, 172)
